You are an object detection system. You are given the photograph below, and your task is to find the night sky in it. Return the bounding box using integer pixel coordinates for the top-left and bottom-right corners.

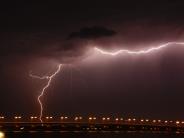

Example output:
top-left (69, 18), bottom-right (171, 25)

top-left (1, 1), bottom-right (184, 120)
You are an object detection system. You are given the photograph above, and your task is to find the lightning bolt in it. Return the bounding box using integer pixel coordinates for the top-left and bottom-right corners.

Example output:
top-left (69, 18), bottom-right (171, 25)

top-left (30, 64), bottom-right (62, 122)
top-left (94, 42), bottom-right (184, 56)
top-left (30, 41), bottom-right (184, 123)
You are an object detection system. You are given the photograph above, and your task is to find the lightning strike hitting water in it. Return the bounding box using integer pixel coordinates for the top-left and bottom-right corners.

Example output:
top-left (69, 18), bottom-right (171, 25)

top-left (94, 42), bottom-right (184, 56)
top-left (30, 64), bottom-right (62, 122)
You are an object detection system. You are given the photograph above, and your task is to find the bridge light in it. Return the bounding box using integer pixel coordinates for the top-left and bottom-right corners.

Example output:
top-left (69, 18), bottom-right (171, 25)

top-left (176, 121), bottom-right (180, 124)
top-left (115, 118), bottom-right (119, 121)
top-left (14, 116), bottom-right (21, 119)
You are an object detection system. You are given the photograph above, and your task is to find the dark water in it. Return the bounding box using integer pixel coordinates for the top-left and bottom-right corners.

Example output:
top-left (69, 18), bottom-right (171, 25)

top-left (4, 132), bottom-right (184, 138)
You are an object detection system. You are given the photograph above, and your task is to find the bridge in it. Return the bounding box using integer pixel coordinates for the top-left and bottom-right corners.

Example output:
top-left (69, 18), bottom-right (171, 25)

top-left (0, 116), bottom-right (184, 133)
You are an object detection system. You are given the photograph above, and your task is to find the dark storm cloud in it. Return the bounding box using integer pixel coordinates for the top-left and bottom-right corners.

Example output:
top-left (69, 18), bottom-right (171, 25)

top-left (0, 26), bottom-right (117, 63)
top-left (1, 23), bottom-right (184, 64)
top-left (67, 26), bottom-right (116, 40)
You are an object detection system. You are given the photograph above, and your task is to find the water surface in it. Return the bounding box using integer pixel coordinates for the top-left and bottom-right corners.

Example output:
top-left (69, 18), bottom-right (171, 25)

top-left (4, 132), bottom-right (184, 138)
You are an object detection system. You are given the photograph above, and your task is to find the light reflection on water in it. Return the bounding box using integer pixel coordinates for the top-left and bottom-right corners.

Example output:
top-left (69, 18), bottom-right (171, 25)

top-left (0, 131), bottom-right (5, 138)
top-left (2, 131), bottom-right (184, 138)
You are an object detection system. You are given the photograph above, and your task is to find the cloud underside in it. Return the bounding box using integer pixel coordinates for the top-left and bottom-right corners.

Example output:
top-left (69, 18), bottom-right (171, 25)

top-left (67, 26), bottom-right (116, 40)
top-left (0, 26), bottom-right (117, 63)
